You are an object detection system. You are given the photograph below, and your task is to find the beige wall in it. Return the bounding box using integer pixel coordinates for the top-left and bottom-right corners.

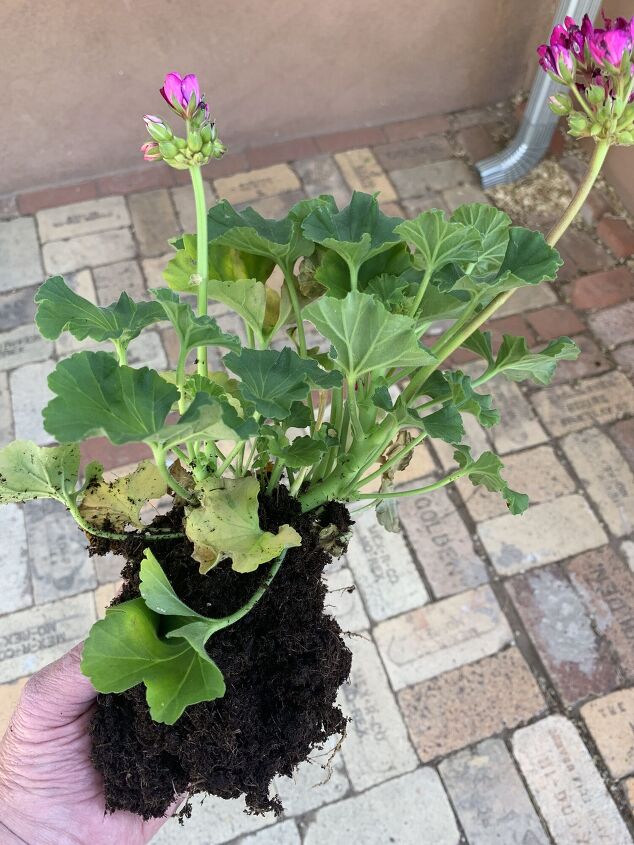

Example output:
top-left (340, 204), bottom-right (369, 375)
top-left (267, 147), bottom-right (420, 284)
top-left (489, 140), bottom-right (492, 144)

top-left (1, 0), bottom-right (555, 195)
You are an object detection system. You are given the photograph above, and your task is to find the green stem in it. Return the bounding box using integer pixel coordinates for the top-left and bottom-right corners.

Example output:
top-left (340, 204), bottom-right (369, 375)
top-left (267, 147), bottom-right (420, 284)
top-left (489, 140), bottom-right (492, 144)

top-left (354, 430), bottom-right (428, 489)
top-left (354, 466), bottom-right (469, 500)
top-left (404, 138), bottom-right (611, 390)
top-left (67, 498), bottom-right (183, 541)
top-left (347, 377), bottom-right (363, 439)
top-left (282, 265), bottom-right (307, 357)
top-left (569, 84), bottom-right (595, 120)
top-left (347, 259), bottom-right (359, 293)
top-left (171, 446), bottom-right (190, 466)
top-left (176, 349), bottom-right (188, 414)
top-left (151, 446), bottom-right (197, 503)
top-left (407, 266), bottom-right (433, 318)
top-left (190, 165), bottom-right (209, 377)
top-left (113, 340), bottom-right (128, 366)
top-left (216, 441), bottom-right (245, 476)
top-left (210, 552), bottom-right (285, 633)
top-left (266, 459), bottom-right (285, 494)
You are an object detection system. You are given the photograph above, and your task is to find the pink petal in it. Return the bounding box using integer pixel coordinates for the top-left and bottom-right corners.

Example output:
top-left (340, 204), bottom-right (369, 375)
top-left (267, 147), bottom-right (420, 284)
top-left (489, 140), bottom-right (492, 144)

top-left (161, 72), bottom-right (184, 108)
top-left (181, 74), bottom-right (200, 106)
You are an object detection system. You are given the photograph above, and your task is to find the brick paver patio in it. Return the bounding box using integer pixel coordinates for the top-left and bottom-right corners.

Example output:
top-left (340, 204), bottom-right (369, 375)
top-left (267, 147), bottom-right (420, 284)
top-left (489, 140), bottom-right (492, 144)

top-left (1, 102), bottom-right (634, 844)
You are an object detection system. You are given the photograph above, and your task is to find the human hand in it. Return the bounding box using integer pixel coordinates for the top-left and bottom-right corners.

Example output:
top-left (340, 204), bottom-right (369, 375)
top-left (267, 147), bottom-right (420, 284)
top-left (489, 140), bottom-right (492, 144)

top-left (0, 644), bottom-right (174, 845)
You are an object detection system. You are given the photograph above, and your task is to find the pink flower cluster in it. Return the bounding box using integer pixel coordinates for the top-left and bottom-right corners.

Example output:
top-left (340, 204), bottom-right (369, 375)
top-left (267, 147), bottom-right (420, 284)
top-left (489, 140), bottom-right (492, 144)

top-left (538, 13), bottom-right (633, 94)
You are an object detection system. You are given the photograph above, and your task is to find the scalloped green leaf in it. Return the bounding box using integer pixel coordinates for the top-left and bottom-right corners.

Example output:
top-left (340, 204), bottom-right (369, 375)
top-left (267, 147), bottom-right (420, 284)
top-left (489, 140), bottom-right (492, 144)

top-left (395, 209), bottom-right (482, 274)
top-left (224, 347), bottom-right (341, 420)
top-left (81, 597), bottom-right (225, 725)
top-left (35, 276), bottom-right (165, 344)
top-left (163, 237), bottom-right (275, 294)
top-left (304, 290), bottom-right (436, 379)
top-left (302, 192), bottom-right (402, 275)
top-left (0, 441), bottom-right (79, 504)
top-left (454, 445), bottom-right (529, 514)
top-left (450, 203), bottom-right (511, 276)
top-left (490, 335), bottom-right (580, 385)
top-left (151, 288), bottom-right (240, 353)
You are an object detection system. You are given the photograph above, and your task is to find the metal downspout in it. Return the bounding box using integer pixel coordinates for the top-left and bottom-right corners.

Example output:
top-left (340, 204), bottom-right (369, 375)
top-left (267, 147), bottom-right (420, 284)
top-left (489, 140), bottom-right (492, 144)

top-left (476, 0), bottom-right (602, 188)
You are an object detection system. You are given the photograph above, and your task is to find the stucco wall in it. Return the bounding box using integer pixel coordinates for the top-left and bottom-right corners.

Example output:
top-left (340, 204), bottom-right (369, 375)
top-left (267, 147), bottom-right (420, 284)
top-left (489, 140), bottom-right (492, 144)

top-left (1, 0), bottom-right (555, 194)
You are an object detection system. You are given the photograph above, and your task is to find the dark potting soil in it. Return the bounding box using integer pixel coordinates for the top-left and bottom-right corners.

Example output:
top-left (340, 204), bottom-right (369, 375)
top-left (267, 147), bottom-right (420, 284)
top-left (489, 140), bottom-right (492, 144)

top-left (88, 487), bottom-right (353, 820)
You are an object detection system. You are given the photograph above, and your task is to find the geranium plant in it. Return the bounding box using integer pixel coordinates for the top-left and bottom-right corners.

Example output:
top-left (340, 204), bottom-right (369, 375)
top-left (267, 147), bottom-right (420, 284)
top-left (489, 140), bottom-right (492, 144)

top-left (1, 16), bottom-right (632, 818)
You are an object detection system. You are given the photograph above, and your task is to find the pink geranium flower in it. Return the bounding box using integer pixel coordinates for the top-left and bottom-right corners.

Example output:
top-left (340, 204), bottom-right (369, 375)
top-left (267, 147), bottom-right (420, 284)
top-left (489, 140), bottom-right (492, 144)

top-left (160, 72), bottom-right (208, 119)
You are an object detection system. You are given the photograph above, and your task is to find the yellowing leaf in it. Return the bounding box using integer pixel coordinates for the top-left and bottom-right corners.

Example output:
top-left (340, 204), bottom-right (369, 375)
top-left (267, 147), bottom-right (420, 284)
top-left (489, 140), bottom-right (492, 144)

top-left (79, 461), bottom-right (165, 530)
top-left (185, 476), bottom-right (302, 573)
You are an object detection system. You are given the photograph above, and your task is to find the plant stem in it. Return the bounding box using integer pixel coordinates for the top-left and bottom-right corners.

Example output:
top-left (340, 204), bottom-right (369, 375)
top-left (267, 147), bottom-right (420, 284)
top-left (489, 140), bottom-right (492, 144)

top-left (151, 446), bottom-right (197, 503)
top-left (403, 138), bottom-right (611, 393)
top-left (407, 266), bottom-right (433, 318)
top-left (354, 430), bottom-right (428, 489)
top-left (216, 441), bottom-right (245, 476)
top-left (66, 498), bottom-right (183, 541)
top-left (190, 165), bottom-right (209, 377)
top-left (210, 552), bottom-right (285, 633)
top-left (113, 340), bottom-right (128, 366)
top-left (266, 459), bottom-right (285, 494)
top-left (354, 466), bottom-right (470, 500)
top-left (347, 377), bottom-right (364, 439)
top-left (282, 265), bottom-right (307, 357)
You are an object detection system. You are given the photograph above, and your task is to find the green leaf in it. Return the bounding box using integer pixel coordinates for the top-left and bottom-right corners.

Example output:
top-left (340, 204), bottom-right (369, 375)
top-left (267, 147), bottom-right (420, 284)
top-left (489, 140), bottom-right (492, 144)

top-left (81, 597), bottom-right (225, 725)
top-left (35, 276), bottom-right (165, 345)
top-left (450, 204), bottom-right (511, 276)
top-left (152, 393), bottom-right (258, 448)
top-left (185, 476), bottom-right (302, 573)
top-left (164, 237), bottom-right (275, 294)
top-left (224, 347), bottom-right (340, 420)
top-left (204, 278), bottom-right (291, 345)
top-left (395, 210), bottom-right (481, 274)
top-left (421, 405), bottom-right (464, 443)
top-left (490, 335), bottom-right (580, 385)
top-left (454, 445), bottom-right (529, 514)
top-left (462, 330), bottom-right (494, 366)
top-left (151, 289), bottom-right (240, 353)
top-left (78, 461), bottom-right (165, 530)
top-left (424, 371), bottom-right (500, 428)
top-left (139, 548), bottom-right (208, 620)
top-left (304, 290), bottom-right (436, 379)
top-left (267, 433), bottom-right (329, 468)
top-left (0, 441), bottom-right (79, 504)
top-left (205, 199), bottom-right (314, 267)
top-left (302, 192), bottom-right (402, 275)
top-left (43, 352), bottom-right (178, 445)
top-left (496, 227), bottom-right (562, 288)
top-left (314, 241), bottom-right (412, 299)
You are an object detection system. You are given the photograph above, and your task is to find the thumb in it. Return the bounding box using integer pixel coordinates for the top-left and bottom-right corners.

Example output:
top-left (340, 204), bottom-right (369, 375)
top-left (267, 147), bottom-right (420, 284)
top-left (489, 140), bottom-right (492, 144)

top-left (14, 642), bottom-right (97, 731)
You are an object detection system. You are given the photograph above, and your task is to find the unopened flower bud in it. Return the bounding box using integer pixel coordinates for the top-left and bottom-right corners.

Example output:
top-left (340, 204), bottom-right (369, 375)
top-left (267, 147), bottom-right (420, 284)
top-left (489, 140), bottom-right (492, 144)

top-left (616, 130), bottom-right (634, 144)
top-left (586, 84), bottom-right (606, 106)
top-left (140, 141), bottom-right (161, 162)
top-left (158, 140), bottom-right (178, 158)
top-left (200, 123), bottom-right (213, 143)
top-left (174, 137), bottom-right (187, 150)
top-left (202, 141), bottom-right (212, 157)
top-left (548, 93), bottom-right (573, 115)
top-left (143, 115), bottom-right (174, 143)
top-left (188, 129), bottom-right (203, 152)
top-left (568, 114), bottom-right (591, 136)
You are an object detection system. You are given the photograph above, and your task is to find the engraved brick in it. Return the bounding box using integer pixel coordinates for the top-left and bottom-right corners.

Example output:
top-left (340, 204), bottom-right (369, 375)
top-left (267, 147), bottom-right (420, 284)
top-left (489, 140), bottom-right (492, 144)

top-left (567, 546), bottom-right (634, 680)
top-left (0, 323), bottom-right (52, 371)
top-left (531, 371), bottom-right (634, 436)
top-left (214, 164), bottom-right (301, 205)
top-left (0, 284), bottom-right (38, 331)
top-left (0, 592), bottom-right (96, 683)
top-left (439, 739), bottom-right (549, 845)
top-left (507, 564), bottom-right (620, 705)
top-left (293, 155), bottom-right (350, 208)
top-left (390, 160), bottom-right (474, 198)
top-left (303, 768), bottom-right (460, 845)
top-left (0, 217), bottom-right (43, 292)
top-left (36, 196), bottom-right (129, 243)
top-left (23, 498), bottom-right (96, 604)
top-left (582, 689), bottom-right (634, 779)
top-left (43, 228), bottom-right (136, 275)
top-left (399, 482), bottom-right (488, 598)
top-left (128, 189), bottom-right (178, 257)
top-left (93, 259), bottom-right (146, 304)
top-left (339, 634), bottom-right (417, 790)
top-left (458, 444), bottom-right (575, 522)
top-left (334, 148), bottom-right (397, 201)
top-left (488, 378), bottom-right (547, 454)
top-left (345, 509), bottom-right (428, 621)
top-left (398, 648), bottom-right (545, 761)
top-left (589, 300), bottom-right (634, 348)
top-left (93, 551), bottom-right (126, 585)
top-left (323, 567), bottom-right (369, 633)
top-left (374, 584), bottom-right (512, 690)
top-left (479, 495), bottom-right (607, 575)
top-left (171, 180), bottom-right (215, 233)
top-left (513, 715), bottom-right (632, 845)
top-left (562, 427), bottom-right (634, 536)
top-left (0, 504), bottom-right (31, 615)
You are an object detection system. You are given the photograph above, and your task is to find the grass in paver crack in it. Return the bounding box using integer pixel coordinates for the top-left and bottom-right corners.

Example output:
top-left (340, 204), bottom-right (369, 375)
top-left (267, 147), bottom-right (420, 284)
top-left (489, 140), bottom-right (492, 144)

top-left (1, 13), bottom-right (634, 820)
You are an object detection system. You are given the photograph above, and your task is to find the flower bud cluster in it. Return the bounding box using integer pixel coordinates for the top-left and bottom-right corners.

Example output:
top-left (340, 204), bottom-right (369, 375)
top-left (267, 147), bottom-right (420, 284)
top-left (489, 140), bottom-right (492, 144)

top-left (538, 14), bottom-right (634, 144)
top-left (141, 73), bottom-right (226, 169)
